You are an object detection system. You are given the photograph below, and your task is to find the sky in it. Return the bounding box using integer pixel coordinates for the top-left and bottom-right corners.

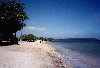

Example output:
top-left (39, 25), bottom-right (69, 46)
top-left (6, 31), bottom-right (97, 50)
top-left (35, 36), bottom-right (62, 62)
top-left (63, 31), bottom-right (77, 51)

top-left (17, 0), bottom-right (100, 39)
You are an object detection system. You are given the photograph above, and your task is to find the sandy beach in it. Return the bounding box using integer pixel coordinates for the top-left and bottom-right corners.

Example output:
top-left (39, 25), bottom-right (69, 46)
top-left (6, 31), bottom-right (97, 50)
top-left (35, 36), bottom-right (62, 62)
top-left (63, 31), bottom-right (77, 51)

top-left (0, 40), bottom-right (73, 68)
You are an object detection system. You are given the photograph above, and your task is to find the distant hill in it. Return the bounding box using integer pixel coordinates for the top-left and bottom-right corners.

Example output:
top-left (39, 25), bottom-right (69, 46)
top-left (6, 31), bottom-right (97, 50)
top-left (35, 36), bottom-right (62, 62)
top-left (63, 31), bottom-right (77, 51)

top-left (52, 38), bottom-right (100, 42)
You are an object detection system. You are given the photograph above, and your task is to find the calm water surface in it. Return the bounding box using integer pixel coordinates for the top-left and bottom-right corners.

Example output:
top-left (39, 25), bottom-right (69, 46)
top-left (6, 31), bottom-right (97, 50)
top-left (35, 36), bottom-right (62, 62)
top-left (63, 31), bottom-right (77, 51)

top-left (49, 42), bottom-right (100, 68)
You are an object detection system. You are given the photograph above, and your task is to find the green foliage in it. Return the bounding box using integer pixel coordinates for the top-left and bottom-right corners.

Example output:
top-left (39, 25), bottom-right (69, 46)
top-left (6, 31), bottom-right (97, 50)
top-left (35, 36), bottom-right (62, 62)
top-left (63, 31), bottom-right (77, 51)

top-left (0, 1), bottom-right (28, 33)
top-left (21, 34), bottom-right (54, 42)
top-left (21, 34), bottom-right (38, 42)
top-left (38, 37), bottom-right (44, 40)
top-left (0, 1), bottom-right (28, 44)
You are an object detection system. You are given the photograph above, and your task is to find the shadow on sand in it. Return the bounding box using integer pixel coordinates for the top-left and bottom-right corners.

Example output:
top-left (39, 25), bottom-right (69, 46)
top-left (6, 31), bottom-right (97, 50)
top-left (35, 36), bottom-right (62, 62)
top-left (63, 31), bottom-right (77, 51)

top-left (0, 42), bottom-right (19, 46)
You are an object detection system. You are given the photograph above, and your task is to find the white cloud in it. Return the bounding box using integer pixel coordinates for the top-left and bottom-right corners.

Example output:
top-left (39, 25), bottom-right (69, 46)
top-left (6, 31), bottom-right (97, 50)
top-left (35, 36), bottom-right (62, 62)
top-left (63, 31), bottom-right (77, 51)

top-left (21, 26), bottom-right (48, 37)
top-left (74, 32), bottom-right (78, 34)
top-left (25, 26), bottom-right (46, 32)
top-left (59, 32), bottom-right (64, 34)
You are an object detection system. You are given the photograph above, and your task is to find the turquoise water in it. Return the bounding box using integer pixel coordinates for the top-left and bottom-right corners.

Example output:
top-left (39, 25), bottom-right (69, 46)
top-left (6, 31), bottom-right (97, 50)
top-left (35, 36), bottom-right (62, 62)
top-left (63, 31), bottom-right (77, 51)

top-left (50, 42), bottom-right (100, 68)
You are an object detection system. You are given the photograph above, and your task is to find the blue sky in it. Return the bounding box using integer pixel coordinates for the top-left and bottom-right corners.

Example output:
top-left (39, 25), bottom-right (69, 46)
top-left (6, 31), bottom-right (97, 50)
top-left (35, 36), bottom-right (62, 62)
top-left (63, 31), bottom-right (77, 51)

top-left (17, 0), bottom-right (100, 38)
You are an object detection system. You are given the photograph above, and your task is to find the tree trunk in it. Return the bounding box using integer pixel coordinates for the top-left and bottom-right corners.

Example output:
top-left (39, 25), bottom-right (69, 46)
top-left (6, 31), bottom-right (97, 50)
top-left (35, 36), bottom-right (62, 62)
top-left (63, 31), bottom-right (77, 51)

top-left (15, 32), bottom-right (16, 37)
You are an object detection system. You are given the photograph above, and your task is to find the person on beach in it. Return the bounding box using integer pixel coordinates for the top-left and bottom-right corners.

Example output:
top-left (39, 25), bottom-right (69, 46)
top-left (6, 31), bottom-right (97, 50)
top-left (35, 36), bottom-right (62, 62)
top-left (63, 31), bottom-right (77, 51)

top-left (40, 41), bottom-right (41, 43)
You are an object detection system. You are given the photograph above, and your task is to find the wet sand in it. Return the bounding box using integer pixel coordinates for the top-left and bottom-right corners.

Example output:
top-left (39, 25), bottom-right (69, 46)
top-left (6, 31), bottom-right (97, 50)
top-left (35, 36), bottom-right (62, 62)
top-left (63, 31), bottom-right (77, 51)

top-left (0, 40), bottom-right (73, 68)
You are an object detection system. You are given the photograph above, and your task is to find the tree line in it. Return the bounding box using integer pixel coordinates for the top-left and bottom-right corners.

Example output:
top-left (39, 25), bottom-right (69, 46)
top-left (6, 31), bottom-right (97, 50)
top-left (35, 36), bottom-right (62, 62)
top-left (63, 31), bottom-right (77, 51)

top-left (20, 34), bottom-right (54, 42)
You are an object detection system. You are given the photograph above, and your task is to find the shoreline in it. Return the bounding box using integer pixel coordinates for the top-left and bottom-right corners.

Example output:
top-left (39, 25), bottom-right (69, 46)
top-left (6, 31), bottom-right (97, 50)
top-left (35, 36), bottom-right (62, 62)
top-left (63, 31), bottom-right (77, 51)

top-left (44, 41), bottom-right (73, 68)
top-left (0, 41), bottom-right (73, 68)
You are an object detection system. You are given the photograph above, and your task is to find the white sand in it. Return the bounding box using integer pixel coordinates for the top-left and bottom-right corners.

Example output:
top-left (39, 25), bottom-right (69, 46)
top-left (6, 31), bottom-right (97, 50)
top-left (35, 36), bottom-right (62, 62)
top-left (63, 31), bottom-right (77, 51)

top-left (0, 40), bottom-right (73, 68)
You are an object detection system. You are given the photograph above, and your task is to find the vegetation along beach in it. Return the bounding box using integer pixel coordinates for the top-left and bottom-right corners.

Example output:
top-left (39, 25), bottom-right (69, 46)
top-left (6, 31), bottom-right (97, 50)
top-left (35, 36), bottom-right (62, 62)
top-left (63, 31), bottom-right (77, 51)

top-left (0, 0), bottom-right (100, 68)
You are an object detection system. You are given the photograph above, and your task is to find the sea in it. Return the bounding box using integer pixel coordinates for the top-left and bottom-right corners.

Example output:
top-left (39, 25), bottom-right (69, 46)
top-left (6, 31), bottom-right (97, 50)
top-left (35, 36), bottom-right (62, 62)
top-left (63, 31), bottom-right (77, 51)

top-left (49, 41), bottom-right (100, 68)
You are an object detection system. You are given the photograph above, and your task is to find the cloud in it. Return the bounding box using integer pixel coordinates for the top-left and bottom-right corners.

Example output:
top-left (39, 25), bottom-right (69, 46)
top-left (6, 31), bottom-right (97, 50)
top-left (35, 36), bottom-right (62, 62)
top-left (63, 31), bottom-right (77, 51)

top-left (74, 32), bottom-right (78, 34)
top-left (21, 26), bottom-right (48, 37)
top-left (59, 32), bottom-right (64, 34)
top-left (25, 26), bottom-right (46, 32)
